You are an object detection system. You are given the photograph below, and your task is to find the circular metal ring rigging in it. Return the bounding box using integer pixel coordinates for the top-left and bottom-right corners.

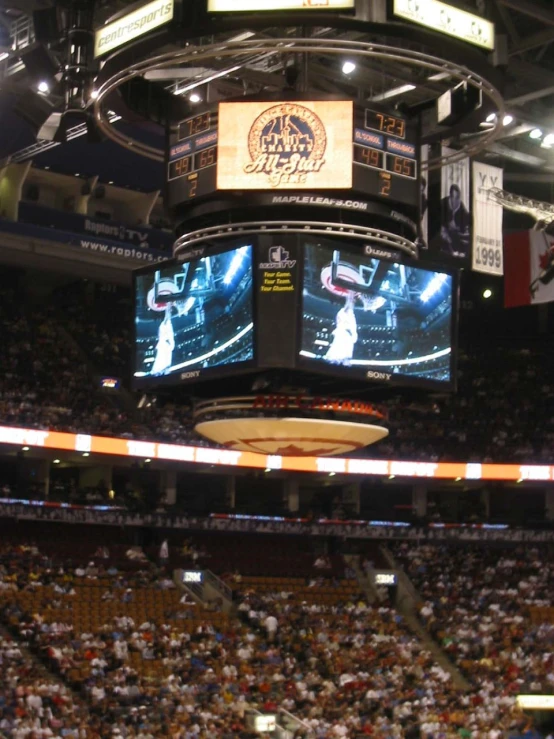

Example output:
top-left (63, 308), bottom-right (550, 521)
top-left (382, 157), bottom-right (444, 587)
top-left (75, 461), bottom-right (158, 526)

top-left (173, 220), bottom-right (418, 259)
top-left (94, 37), bottom-right (505, 170)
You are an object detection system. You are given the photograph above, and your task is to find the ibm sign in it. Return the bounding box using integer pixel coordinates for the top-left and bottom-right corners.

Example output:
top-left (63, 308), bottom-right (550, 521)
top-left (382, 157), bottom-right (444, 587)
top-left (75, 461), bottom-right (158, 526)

top-left (183, 570), bottom-right (203, 584)
top-left (375, 572), bottom-right (397, 586)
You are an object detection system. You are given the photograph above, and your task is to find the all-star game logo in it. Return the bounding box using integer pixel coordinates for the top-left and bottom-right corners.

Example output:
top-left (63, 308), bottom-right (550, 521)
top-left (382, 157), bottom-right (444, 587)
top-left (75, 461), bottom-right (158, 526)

top-left (244, 103), bottom-right (327, 188)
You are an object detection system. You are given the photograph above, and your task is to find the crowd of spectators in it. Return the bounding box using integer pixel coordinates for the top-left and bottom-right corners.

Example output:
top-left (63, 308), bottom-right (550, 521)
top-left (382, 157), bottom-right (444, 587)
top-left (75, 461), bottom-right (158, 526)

top-left (54, 282), bottom-right (132, 379)
top-left (0, 283), bottom-right (132, 438)
top-left (0, 525), bottom-right (548, 738)
top-left (393, 542), bottom-right (554, 703)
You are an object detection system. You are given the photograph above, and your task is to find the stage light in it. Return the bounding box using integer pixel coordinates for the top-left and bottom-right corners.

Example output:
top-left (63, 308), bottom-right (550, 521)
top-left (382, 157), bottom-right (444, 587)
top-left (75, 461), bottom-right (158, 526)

top-left (529, 128), bottom-right (543, 140)
top-left (455, 476), bottom-right (462, 481)
top-left (329, 472), bottom-right (336, 477)
top-left (223, 246), bottom-right (249, 285)
top-left (420, 273), bottom-right (448, 303)
top-left (542, 133), bottom-right (554, 148)
top-left (82, 452), bottom-right (90, 457)
top-left (38, 81), bottom-right (49, 93)
top-left (53, 459), bottom-right (60, 464)
top-left (145, 459), bottom-right (151, 463)
top-left (503, 114), bottom-right (514, 126)
top-left (486, 113), bottom-right (496, 123)
top-left (22, 447), bottom-right (29, 451)
top-left (90, 89), bottom-right (99, 100)
top-left (342, 61), bottom-right (356, 75)
top-left (189, 92), bottom-right (202, 103)
top-left (483, 289), bottom-right (492, 299)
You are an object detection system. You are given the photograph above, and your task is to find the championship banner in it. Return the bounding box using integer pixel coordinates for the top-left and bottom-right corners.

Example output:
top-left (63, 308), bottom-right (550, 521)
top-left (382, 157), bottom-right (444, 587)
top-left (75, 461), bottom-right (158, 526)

top-left (438, 146), bottom-right (471, 262)
top-left (472, 161), bottom-right (503, 275)
top-left (217, 100), bottom-right (353, 191)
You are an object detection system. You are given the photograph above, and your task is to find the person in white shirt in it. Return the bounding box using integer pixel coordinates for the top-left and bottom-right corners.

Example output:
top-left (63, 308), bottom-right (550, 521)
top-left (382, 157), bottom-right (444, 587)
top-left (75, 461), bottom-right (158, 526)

top-left (264, 614), bottom-right (278, 642)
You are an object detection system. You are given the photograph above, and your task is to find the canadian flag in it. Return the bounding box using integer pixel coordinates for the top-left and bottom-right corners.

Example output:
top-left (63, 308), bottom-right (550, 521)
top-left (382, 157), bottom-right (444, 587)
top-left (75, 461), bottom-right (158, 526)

top-left (504, 230), bottom-right (554, 308)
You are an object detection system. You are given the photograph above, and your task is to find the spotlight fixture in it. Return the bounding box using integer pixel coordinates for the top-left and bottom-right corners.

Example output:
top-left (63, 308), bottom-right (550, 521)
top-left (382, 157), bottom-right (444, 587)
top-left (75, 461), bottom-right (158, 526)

top-left (38, 81), bottom-right (49, 93)
top-left (483, 289), bottom-right (492, 299)
top-left (542, 133), bottom-right (554, 149)
top-left (189, 92), bottom-right (202, 103)
top-left (503, 114), bottom-right (514, 126)
top-left (342, 61), bottom-right (356, 75)
top-left (53, 459), bottom-right (60, 464)
top-left (485, 113), bottom-right (496, 123)
top-left (529, 128), bottom-right (543, 140)
top-left (22, 446), bottom-right (29, 451)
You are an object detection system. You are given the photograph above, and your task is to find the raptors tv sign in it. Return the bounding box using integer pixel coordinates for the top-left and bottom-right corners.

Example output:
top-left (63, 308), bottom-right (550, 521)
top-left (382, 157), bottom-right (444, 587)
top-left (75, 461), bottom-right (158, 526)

top-left (217, 101), bottom-right (353, 191)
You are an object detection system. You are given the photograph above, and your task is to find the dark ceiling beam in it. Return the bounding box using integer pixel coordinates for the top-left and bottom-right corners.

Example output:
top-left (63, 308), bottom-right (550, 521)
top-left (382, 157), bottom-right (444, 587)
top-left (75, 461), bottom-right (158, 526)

top-left (492, 0), bottom-right (520, 44)
top-left (510, 28), bottom-right (554, 55)
top-left (507, 84), bottom-right (554, 106)
top-left (496, 0), bottom-right (554, 26)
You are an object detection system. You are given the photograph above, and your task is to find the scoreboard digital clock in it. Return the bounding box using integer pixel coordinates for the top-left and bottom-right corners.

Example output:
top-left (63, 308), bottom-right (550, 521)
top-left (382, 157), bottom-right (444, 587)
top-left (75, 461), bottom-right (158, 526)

top-left (166, 100), bottom-right (419, 215)
top-left (166, 111), bottom-right (219, 206)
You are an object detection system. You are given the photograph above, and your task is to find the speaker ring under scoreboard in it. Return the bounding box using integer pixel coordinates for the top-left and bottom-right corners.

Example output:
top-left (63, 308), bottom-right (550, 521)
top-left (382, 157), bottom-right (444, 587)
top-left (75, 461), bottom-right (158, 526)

top-left (173, 220), bottom-right (418, 260)
top-left (93, 36), bottom-right (504, 170)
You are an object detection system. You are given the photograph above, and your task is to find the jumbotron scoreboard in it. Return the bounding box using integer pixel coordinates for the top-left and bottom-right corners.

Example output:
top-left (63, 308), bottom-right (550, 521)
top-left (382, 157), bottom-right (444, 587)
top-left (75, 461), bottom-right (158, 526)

top-left (166, 99), bottom-right (419, 215)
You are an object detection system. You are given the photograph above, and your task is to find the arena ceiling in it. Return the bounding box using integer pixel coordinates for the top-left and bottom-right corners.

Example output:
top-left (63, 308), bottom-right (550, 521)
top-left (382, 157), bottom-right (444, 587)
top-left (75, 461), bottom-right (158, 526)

top-left (1, 0), bottom-right (554, 194)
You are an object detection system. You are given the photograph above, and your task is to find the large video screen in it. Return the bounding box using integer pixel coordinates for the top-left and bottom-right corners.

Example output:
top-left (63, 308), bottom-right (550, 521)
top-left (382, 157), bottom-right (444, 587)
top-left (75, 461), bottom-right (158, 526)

top-left (300, 242), bottom-right (455, 387)
top-left (134, 244), bottom-right (254, 385)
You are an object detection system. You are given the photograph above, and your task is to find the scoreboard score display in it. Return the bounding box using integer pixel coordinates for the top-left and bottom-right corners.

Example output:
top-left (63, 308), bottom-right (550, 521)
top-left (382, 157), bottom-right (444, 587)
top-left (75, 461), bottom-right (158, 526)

top-left (166, 99), bottom-right (419, 213)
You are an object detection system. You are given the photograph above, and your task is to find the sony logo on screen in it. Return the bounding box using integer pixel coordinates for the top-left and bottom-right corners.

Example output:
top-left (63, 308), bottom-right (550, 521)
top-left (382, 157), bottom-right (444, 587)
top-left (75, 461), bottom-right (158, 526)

top-left (364, 245), bottom-right (395, 261)
top-left (259, 246), bottom-right (296, 270)
top-left (94, 0), bottom-right (174, 57)
top-left (181, 371), bottom-right (201, 380)
top-left (366, 370), bottom-right (392, 381)
top-left (183, 571), bottom-right (203, 583)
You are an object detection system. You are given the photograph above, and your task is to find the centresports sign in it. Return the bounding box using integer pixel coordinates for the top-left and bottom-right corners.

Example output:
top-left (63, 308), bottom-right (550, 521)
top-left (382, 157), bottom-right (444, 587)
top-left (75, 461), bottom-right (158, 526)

top-left (94, 0), bottom-right (174, 58)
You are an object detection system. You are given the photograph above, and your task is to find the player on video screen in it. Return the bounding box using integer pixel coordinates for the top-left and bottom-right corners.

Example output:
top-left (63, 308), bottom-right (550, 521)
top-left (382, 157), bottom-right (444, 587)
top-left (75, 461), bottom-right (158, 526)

top-left (325, 293), bottom-right (358, 366)
top-left (151, 305), bottom-right (175, 375)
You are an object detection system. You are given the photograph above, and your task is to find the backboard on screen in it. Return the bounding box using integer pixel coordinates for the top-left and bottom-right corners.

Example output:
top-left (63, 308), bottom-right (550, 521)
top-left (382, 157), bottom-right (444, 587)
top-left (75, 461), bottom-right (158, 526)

top-left (298, 242), bottom-right (456, 389)
top-left (133, 244), bottom-right (254, 387)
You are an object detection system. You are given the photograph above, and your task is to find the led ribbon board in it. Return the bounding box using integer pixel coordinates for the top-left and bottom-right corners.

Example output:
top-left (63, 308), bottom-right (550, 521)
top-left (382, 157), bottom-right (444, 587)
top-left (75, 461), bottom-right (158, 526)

top-left (94, 0), bottom-right (174, 58)
top-left (208, 0), bottom-right (354, 11)
top-left (217, 100), bottom-right (353, 191)
top-left (393, 0), bottom-right (495, 51)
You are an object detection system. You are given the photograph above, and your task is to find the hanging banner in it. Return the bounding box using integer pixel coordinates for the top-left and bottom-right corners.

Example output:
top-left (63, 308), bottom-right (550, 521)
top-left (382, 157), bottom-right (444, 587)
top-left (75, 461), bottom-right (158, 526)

top-left (472, 161), bottom-right (503, 275)
top-left (420, 144), bottom-right (429, 247)
top-left (504, 231), bottom-right (554, 308)
top-left (437, 146), bottom-right (471, 263)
